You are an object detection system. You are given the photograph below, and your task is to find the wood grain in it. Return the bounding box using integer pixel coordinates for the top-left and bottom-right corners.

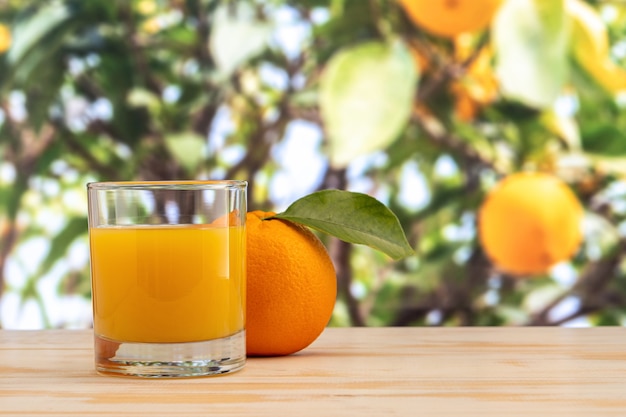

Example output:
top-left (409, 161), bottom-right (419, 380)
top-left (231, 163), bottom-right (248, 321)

top-left (1, 327), bottom-right (626, 416)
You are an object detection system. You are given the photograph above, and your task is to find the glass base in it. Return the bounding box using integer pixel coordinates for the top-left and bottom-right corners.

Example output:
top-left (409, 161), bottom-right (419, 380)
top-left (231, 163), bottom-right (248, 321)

top-left (94, 330), bottom-right (246, 378)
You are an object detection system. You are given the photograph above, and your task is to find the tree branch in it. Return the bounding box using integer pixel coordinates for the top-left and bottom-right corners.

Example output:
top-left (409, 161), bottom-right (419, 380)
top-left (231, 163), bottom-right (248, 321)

top-left (0, 115), bottom-right (58, 303)
top-left (529, 241), bottom-right (625, 326)
top-left (412, 111), bottom-right (501, 173)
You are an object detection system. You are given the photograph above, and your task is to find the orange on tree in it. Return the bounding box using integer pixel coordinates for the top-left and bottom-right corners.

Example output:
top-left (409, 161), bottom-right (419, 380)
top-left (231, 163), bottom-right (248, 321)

top-left (399, 0), bottom-right (504, 38)
top-left (478, 172), bottom-right (584, 276)
top-left (246, 210), bottom-right (337, 356)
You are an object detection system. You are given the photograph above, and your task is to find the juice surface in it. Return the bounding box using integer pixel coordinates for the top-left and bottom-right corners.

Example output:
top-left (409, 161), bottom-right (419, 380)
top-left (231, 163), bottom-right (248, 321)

top-left (89, 224), bottom-right (245, 343)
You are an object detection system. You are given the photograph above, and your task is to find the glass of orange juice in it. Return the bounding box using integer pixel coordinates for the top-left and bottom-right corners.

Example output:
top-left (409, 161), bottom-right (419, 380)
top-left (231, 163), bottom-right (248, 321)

top-left (87, 181), bottom-right (247, 378)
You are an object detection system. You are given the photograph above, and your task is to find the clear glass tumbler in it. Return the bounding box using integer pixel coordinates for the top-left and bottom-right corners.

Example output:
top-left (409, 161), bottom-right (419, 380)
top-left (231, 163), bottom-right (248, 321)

top-left (87, 181), bottom-right (247, 378)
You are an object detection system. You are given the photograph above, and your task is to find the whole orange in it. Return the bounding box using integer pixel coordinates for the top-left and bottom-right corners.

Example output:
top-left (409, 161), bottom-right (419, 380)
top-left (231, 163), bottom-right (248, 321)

top-left (399, 0), bottom-right (504, 38)
top-left (478, 172), bottom-right (584, 276)
top-left (246, 211), bottom-right (337, 356)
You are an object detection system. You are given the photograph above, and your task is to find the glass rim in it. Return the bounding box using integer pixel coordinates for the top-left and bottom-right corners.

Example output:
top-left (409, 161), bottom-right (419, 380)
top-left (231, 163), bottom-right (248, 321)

top-left (87, 180), bottom-right (247, 191)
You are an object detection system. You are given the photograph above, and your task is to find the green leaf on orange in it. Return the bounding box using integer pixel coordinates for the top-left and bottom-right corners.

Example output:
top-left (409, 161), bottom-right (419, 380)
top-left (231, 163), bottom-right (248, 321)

top-left (270, 190), bottom-right (414, 260)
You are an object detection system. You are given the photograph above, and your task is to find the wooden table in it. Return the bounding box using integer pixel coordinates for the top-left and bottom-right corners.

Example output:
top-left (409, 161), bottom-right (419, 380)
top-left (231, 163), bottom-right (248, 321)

top-left (1, 327), bottom-right (626, 416)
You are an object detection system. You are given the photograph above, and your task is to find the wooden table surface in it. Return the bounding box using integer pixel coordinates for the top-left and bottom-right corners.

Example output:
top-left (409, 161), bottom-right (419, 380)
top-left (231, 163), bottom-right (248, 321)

top-left (1, 327), bottom-right (626, 416)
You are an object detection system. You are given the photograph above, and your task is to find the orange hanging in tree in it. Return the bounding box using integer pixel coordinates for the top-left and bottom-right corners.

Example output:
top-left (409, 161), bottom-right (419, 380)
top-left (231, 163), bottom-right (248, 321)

top-left (478, 172), bottom-right (584, 276)
top-left (399, 0), bottom-right (505, 38)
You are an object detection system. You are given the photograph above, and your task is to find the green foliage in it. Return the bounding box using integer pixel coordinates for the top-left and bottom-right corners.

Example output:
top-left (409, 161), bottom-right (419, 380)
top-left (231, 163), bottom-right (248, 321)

top-left (493, 0), bottom-right (570, 108)
top-left (2, 0), bottom-right (626, 329)
top-left (319, 40), bottom-right (418, 167)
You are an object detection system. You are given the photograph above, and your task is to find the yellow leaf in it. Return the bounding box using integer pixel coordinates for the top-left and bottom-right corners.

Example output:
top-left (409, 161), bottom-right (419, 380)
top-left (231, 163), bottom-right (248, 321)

top-left (0, 24), bottom-right (12, 54)
top-left (567, 0), bottom-right (626, 93)
top-left (585, 60), bottom-right (626, 93)
top-left (567, 0), bottom-right (608, 60)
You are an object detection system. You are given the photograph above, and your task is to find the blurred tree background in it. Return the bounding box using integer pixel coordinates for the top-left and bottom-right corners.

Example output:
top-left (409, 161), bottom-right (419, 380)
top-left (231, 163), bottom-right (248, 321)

top-left (2, 0), bottom-right (626, 329)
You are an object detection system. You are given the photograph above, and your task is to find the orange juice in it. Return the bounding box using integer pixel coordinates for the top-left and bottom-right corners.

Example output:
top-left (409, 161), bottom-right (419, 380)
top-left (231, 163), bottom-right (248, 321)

top-left (89, 224), bottom-right (245, 343)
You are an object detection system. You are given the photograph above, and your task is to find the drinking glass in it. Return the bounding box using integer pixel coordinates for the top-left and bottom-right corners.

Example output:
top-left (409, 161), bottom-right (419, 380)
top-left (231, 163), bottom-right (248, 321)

top-left (87, 181), bottom-right (247, 378)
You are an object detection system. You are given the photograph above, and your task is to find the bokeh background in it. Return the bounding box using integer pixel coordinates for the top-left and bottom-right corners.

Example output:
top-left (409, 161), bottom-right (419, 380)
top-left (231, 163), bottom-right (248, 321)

top-left (2, 0), bottom-right (626, 329)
